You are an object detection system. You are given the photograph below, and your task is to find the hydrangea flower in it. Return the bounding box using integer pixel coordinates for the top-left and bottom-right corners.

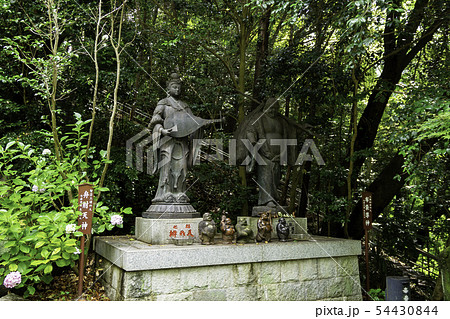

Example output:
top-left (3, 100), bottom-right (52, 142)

top-left (65, 223), bottom-right (77, 233)
top-left (42, 149), bottom-right (51, 156)
top-left (32, 185), bottom-right (46, 193)
top-left (110, 215), bottom-right (123, 226)
top-left (3, 271), bottom-right (21, 289)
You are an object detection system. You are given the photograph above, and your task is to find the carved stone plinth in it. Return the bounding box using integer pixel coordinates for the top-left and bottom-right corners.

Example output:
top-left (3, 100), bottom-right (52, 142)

top-left (135, 217), bottom-right (203, 245)
top-left (237, 216), bottom-right (307, 239)
top-left (143, 203), bottom-right (200, 219)
top-left (251, 205), bottom-right (290, 217)
top-left (95, 235), bottom-right (363, 301)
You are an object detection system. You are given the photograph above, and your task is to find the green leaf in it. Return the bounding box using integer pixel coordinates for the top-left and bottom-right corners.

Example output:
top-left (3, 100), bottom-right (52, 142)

top-left (41, 249), bottom-right (50, 259)
top-left (18, 262), bottom-right (28, 273)
top-left (20, 245), bottom-right (30, 253)
top-left (9, 264), bottom-right (18, 271)
top-left (1, 253), bottom-right (10, 261)
top-left (44, 264), bottom-right (53, 274)
top-left (30, 260), bottom-right (49, 266)
top-left (97, 224), bottom-right (105, 233)
top-left (5, 141), bottom-right (15, 150)
top-left (36, 232), bottom-right (47, 239)
top-left (35, 241), bottom-right (46, 249)
top-left (56, 259), bottom-right (69, 267)
top-left (4, 241), bottom-right (16, 248)
top-left (27, 286), bottom-right (36, 295)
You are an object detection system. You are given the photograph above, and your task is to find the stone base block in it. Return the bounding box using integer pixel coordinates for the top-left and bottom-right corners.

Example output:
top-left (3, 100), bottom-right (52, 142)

top-left (135, 217), bottom-right (202, 245)
top-left (252, 205), bottom-right (289, 217)
top-left (94, 235), bottom-right (362, 301)
top-left (237, 216), bottom-right (307, 240)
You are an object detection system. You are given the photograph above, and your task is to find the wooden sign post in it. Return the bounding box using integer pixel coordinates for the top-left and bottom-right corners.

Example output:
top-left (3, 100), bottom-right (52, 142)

top-left (77, 183), bottom-right (94, 298)
top-left (362, 191), bottom-right (373, 298)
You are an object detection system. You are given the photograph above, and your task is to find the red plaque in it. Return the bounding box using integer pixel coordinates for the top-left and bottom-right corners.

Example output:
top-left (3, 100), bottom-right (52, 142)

top-left (362, 191), bottom-right (373, 230)
top-left (77, 183), bottom-right (94, 235)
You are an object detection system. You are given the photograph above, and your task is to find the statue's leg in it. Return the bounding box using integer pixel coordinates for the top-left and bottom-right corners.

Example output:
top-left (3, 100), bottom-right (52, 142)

top-left (170, 142), bottom-right (183, 190)
top-left (153, 147), bottom-right (171, 202)
top-left (172, 139), bottom-right (189, 202)
top-left (257, 159), bottom-right (279, 206)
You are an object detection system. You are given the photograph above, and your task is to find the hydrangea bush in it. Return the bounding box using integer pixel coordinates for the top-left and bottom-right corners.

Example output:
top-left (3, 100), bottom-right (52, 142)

top-left (0, 114), bottom-right (132, 297)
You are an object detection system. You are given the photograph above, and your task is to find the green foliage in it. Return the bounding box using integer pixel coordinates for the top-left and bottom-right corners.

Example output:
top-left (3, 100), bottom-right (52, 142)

top-left (0, 0), bottom-right (448, 300)
top-left (368, 288), bottom-right (385, 301)
top-left (0, 116), bottom-right (132, 297)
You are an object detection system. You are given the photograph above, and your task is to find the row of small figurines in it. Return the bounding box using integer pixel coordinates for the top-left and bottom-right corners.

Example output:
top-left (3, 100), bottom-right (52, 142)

top-left (198, 212), bottom-right (290, 245)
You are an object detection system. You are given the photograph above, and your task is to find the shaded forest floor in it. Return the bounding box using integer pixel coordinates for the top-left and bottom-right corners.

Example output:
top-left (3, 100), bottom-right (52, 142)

top-left (28, 253), bottom-right (109, 301)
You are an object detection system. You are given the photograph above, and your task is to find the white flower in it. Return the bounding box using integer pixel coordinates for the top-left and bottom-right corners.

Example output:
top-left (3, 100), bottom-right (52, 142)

top-left (110, 215), bottom-right (123, 226)
top-left (73, 247), bottom-right (81, 255)
top-left (65, 223), bottom-right (77, 233)
top-left (32, 185), bottom-right (39, 192)
top-left (3, 271), bottom-right (21, 289)
top-left (42, 149), bottom-right (51, 156)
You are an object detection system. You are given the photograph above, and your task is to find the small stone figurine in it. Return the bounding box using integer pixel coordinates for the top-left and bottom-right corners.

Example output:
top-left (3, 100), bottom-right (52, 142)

top-left (276, 217), bottom-right (290, 242)
top-left (198, 213), bottom-right (216, 245)
top-left (255, 212), bottom-right (272, 242)
top-left (236, 219), bottom-right (253, 243)
top-left (220, 215), bottom-right (236, 244)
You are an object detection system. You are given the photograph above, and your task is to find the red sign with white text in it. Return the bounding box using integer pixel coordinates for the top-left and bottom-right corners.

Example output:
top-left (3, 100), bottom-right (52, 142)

top-left (77, 184), bottom-right (94, 234)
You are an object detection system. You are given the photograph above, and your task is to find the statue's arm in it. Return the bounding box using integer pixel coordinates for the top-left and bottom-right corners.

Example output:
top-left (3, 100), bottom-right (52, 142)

top-left (148, 102), bottom-right (165, 132)
top-left (246, 125), bottom-right (257, 144)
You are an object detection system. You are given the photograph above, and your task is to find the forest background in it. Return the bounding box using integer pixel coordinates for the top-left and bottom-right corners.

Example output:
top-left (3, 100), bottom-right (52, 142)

top-left (0, 0), bottom-right (449, 300)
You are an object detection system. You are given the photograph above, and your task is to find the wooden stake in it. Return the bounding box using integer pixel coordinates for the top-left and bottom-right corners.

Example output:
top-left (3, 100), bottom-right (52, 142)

top-left (77, 235), bottom-right (85, 298)
top-left (365, 229), bottom-right (370, 298)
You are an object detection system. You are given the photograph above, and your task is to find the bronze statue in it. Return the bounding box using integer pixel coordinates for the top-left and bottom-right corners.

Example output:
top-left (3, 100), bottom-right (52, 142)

top-left (144, 73), bottom-right (219, 218)
top-left (235, 98), bottom-right (299, 208)
top-left (236, 219), bottom-right (253, 243)
top-left (220, 215), bottom-right (235, 244)
top-left (255, 212), bottom-right (272, 242)
top-left (198, 213), bottom-right (216, 245)
top-left (276, 217), bottom-right (290, 242)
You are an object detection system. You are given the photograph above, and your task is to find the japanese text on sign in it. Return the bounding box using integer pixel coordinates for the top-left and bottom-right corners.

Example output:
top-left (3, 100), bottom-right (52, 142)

top-left (362, 191), bottom-right (373, 230)
top-left (168, 223), bottom-right (195, 239)
top-left (78, 184), bottom-right (94, 234)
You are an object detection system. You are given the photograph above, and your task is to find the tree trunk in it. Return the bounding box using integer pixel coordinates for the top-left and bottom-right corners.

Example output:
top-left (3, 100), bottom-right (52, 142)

top-left (331, 0), bottom-right (445, 236)
top-left (252, 7), bottom-right (271, 108)
top-left (432, 237), bottom-right (450, 300)
top-left (347, 138), bottom-right (437, 239)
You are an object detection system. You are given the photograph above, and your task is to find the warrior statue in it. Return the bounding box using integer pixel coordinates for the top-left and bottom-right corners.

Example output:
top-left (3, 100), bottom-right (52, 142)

top-left (235, 98), bottom-right (299, 214)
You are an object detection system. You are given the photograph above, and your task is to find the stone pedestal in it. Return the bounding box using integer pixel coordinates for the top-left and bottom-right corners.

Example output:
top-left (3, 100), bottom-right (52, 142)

top-left (135, 217), bottom-right (202, 245)
top-left (142, 203), bottom-right (200, 219)
top-left (251, 205), bottom-right (289, 217)
top-left (94, 236), bottom-right (363, 301)
top-left (237, 216), bottom-right (307, 239)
